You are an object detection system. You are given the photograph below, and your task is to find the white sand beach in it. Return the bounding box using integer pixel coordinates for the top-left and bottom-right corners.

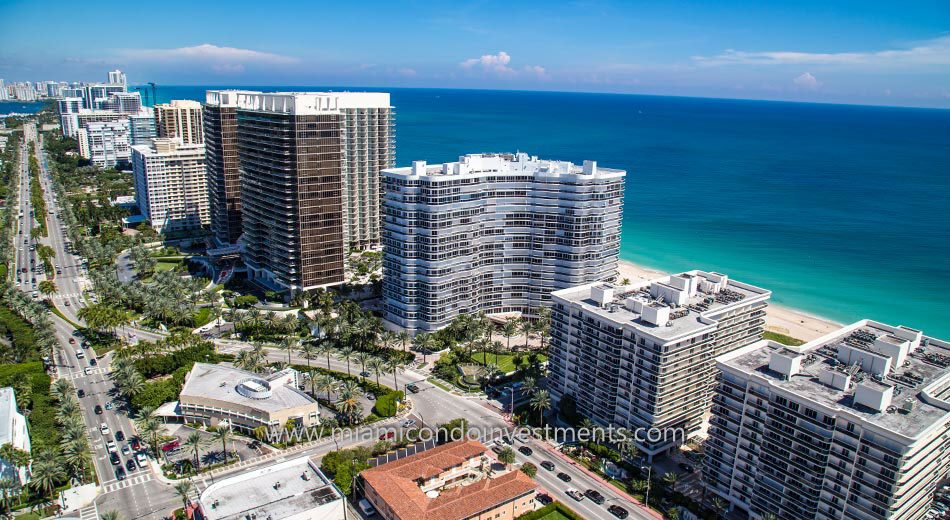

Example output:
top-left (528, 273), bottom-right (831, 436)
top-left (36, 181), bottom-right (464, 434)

top-left (616, 260), bottom-right (840, 342)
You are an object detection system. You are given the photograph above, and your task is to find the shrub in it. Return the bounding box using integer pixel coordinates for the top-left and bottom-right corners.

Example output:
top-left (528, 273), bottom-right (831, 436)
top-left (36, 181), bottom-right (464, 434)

top-left (372, 391), bottom-right (404, 417)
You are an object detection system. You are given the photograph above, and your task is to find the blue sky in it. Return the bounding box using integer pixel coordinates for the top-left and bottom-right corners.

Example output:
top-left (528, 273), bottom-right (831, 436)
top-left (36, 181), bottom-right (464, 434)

top-left (1, 0), bottom-right (949, 107)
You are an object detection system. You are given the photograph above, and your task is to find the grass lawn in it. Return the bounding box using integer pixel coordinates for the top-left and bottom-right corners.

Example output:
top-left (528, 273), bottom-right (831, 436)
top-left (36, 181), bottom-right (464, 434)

top-left (193, 307), bottom-right (212, 327)
top-left (763, 330), bottom-right (805, 346)
top-left (536, 512), bottom-right (572, 520)
top-left (155, 259), bottom-right (182, 272)
top-left (470, 351), bottom-right (547, 372)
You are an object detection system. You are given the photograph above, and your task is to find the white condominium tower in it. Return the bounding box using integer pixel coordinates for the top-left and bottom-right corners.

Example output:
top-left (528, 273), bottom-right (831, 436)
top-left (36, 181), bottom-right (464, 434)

top-left (131, 138), bottom-right (209, 233)
top-left (382, 153), bottom-right (625, 332)
top-left (706, 321), bottom-right (950, 520)
top-left (547, 271), bottom-right (771, 460)
top-left (155, 99), bottom-right (204, 145)
top-left (77, 120), bottom-right (131, 168)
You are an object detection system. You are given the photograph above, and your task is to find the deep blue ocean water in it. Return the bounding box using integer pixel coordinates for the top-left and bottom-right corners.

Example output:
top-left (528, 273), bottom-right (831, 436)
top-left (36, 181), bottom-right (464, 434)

top-left (149, 86), bottom-right (950, 337)
top-left (0, 100), bottom-right (45, 116)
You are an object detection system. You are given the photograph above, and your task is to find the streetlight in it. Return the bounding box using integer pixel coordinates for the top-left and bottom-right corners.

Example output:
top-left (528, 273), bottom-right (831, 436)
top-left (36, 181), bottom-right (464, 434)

top-left (641, 464), bottom-right (652, 508)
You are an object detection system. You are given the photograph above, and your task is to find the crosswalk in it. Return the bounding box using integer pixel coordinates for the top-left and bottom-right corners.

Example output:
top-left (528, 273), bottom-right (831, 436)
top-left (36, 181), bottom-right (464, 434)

top-left (78, 504), bottom-right (99, 520)
top-left (102, 472), bottom-right (153, 493)
top-left (61, 367), bottom-right (108, 380)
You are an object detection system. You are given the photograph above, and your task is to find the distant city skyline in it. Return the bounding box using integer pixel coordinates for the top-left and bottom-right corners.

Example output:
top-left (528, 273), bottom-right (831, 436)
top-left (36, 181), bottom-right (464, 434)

top-left (1, 0), bottom-right (949, 108)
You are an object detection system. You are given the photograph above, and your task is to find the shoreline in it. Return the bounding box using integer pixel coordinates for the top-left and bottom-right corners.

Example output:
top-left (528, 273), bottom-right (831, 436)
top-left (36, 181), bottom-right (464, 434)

top-left (617, 260), bottom-right (841, 342)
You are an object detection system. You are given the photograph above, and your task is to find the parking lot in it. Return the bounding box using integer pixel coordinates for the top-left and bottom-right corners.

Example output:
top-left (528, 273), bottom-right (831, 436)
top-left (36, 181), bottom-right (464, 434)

top-left (161, 424), bottom-right (264, 473)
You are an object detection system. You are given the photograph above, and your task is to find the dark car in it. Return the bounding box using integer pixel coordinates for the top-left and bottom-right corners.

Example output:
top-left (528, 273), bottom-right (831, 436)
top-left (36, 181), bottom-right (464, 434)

top-left (536, 494), bottom-right (553, 506)
top-left (130, 439), bottom-right (142, 451)
top-left (94, 405), bottom-right (103, 415)
top-left (608, 505), bottom-right (629, 519)
top-left (518, 446), bottom-right (533, 456)
top-left (77, 389), bottom-right (85, 398)
top-left (115, 431), bottom-right (125, 441)
top-left (557, 472), bottom-right (572, 482)
top-left (491, 445), bottom-right (504, 454)
top-left (109, 452), bottom-right (121, 466)
top-left (585, 489), bottom-right (606, 505)
top-left (89, 358), bottom-right (97, 366)
top-left (406, 383), bottom-right (420, 393)
top-left (359, 371), bottom-right (371, 378)
top-left (115, 466), bottom-right (126, 481)
top-left (540, 460), bottom-right (555, 471)
top-left (678, 463), bottom-right (695, 473)
top-left (125, 458), bottom-right (136, 472)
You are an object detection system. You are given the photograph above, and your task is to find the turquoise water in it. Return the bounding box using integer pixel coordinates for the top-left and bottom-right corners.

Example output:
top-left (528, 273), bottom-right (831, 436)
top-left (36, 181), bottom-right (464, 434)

top-left (150, 86), bottom-right (950, 337)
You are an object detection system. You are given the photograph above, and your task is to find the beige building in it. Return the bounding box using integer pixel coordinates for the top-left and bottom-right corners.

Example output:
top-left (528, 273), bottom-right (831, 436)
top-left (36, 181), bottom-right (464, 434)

top-left (155, 99), bottom-right (204, 144)
top-left (131, 138), bottom-right (209, 233)
top-left (706, 320), bottom-right (950, 520)
top-left (178, 363), bottom-right (320, 433)
top-left (361, 440), bottom-right (537, 520)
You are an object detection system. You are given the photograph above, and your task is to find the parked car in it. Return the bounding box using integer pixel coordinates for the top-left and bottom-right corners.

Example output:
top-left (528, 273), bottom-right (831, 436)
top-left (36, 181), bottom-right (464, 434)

top-left (540, 460), bottom-right (555, 471)
top-left (608, 505), bottom-right (629, 519)
top-left (100, 423), bottom-right (110, 435)
top-left (135, 452), bottom-right (148, 468)
top-left (106, 441), bottom-right (117, 453)
top-left (565, 489), bottom-right (585, 502)
top-left (585, 489), bottom-right (606, 505)
top-left (115, 466), bottom-right (126, 481)
top-left (378, 431), bottom-right (395, 440)
top-left (77, 389), bottom-right (85, 398)
top-left (557, 472), bottom-right (572, 482)
top-left (357, 499), bottom-right (376, 516)
top-left (518, 446), bottom-right (533, 456)
top-left (491, 445), bottom-right (504, 454)
top-left (115, 430), bottom-right (125, 441)
top-left (125, 458), bottom-right (136, 472)
top-left (109, 452), bottom-right (121, 466)
top-left (402, 419), bottom-right (417, 428)
top-left (94, 405), bottom-right (103, 415)
top-left (536, 494), bottom-right (553, 505)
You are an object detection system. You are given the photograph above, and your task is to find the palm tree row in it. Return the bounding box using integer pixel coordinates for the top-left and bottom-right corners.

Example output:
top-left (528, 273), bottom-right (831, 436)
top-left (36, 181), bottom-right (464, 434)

top-left (0, 285), bottom-right (58, 363)
top-left (110, 356), bottom-right (145, 400)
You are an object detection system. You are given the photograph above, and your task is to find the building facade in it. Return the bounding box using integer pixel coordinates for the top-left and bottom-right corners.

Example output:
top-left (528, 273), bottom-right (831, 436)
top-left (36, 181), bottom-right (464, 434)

top-left (131, 138), bottom-right (209, 232)
top-left (361, 440), bottom-right (537, 520)
top-left (95, 91), bottom-right (142, 114)
top-left (381, 153), bottom-right (625, 332)
top-left (203, 90), bottom-right (248, 246)
top-left (78, 119), bottom-right (131, 167)
top-left (232, 91), bottom-right (393, 292)
top-left (128, 108), bottom-right (157, 146)
top-left (155, 99), bottom-right (204, 145)
top-left (705, 321), bottom-right (950, 520)
top-left (547, 271), bottom-right (771, 460)
top-left (0, 387), bottom-right (31, 485)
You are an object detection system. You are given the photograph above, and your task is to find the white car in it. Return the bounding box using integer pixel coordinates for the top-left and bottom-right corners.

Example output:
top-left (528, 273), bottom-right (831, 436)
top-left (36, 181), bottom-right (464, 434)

top-left (402, 419), bottom-right (417, 428)
top-left (100, 423), bottom-right (110, 435)
top-left (83, 366), bottom-right (93, 375)
top-left (106, 441), bottom-right (117, 453)
top-left (358, 499), bottom-right (377, 516)
top-left (135, 452), bottom-right (148, 468)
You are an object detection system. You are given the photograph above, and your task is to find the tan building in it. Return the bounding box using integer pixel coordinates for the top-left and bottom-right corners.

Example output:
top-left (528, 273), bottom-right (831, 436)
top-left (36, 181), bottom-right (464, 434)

top-left (155, 99), bottom-right (204, 144)
top-left (361, 440), bottom-right (537, 520)
top-left (179, 363), bottom-right (320, 433)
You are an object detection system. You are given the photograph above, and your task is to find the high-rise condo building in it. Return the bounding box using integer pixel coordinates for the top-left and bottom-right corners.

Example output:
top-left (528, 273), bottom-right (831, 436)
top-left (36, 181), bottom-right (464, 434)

top-left (128, 108), bottom-right (157, 146)
top-left (705, 321), bottom-right (950, 520)
top-left (131, 138), bottom-right (209, 233)
top-left (0, 80), bottom-right (7, 101)
top-left (82, 83), bottom-right (126, 110)
top-left (203, 90), bottom-right (252, 247)
top-left (108, 69), bottom-right (127, 86)
top-left (231, 91), bottom-right (394, 292)
top-left (95, 91), bottom-right (142, 114)
top-left (78, 120), bottom-right (131, 168)
top-left (155, 100), bottom-right (204, 145)
top-left (381, 153), bottom-right (625, 332)
top-left (547, 271), bottom-right (771, 460)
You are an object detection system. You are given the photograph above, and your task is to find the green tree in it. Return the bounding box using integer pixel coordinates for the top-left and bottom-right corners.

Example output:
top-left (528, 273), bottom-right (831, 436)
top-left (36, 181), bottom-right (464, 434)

top-left (497, 447), bottom-right (516, 468)
top-left (211, 426), bottom-right (233, 462)
top-left (173, 480), bottom-right (194, 510)
top-left (38, 280), bottom-right (56, 301)
top-left (529, 389), bottom-right (551, 425)
top-left (183, 432), bottom-right (206, 472)
top-left (520, 461), bottom-right (537, 478)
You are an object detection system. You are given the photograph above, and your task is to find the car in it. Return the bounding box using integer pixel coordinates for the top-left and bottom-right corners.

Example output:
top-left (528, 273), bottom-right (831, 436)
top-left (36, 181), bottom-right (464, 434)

top-left (358, 499), bottom-right (376, 516)
top-left (115, 466), bottom-right (126, 481)
top-left (106, 441), bottom-right (117, 453)
top-left (500, 435), bottom-right (514, 445)
top-left (378, 431), bottom-right (395, 440)
top-left (77, 389), bottom-right (85, 398)
top-left (69, 337), bottom-right (76, 345)
top-left (20, 268), bottom-right (26, 273)
top-left (359, 371), bottom-right (371, 378)
top-left (109, 452), bottom-right (121, 466)
top-left (402, 419), bottom-right (417, 428)
top-left (130, 439), bottom-right (142, 451)
top-left (135, 452), bottom-right (148, 468)
top-left (540, 460), bottom-right (555, 471)
top-left (491, 445), bottom-right (504, 454)
top-left (56, 269), bottom-right (61, 274)
top-left (64, 300), bottom-right (70, 306)
top-left (83, 366), bottom-right (93, 375)
top-left (115, 430), bottom-right (125, 441)
top-left (536, 493), bottom-right (553, 505)
top-left (105, 401), bottom-right (114, 411)
top-left (247, 440), bottom-right (261, 450)
top-left (565, 489), bottom-right (585, 502)
top-left (94, 405), bottom-right (103, 414)
top-left (100, 423), bottom-right (110, 435)
top-left (88, 357), bottom-right (96, 365)
top-left (406, 383), bottom-right (420, 393)
top-left (585, 489), bottom-right (606, 504)
top-left (125, 458), bottom-right (136, 472)
top-left (608, 505), bottom-right (629, 519)
top-left (557, 472), bottom-right (572, 482)
top-left (678, 463), bottom-right (695, 473)
top-left (518, 446), bottom-right (533, 456)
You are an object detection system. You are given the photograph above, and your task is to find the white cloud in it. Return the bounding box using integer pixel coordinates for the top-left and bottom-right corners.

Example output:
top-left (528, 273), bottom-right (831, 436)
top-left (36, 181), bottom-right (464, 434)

top-left (693, 36), bottom-right (950, 67)
top-left (119, 43), bottom-right (297, 65)
top-left (524, 65), bottom-right (547, 78)
top-left (793, 72), bottom-right (820, 89)
top-left (461, 51), bottom-right (514, 73)
top-left (397, 67), bottom-right (417, 77)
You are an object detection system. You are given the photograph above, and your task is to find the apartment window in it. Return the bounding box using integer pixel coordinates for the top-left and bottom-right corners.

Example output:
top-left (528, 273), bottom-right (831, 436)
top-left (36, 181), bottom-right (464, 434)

top-left (804, 408), bottom-right (817, 419)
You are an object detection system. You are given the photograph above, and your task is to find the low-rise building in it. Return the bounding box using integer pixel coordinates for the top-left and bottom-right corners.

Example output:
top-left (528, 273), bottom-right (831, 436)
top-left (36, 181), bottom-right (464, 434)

top-left (706, 320), bottom-right (950, 520)
top-left (0, 387), bottom-right (31, 485)
top-left (361, 440), bottom-right (537, 520)
top-left (131, 138), bottom-right (208, 233)
top-left (178, 363), bottom-right (320, 433)
top-left (547, 271), bottom-right (771, 460)
top-left (196, 456), bottom-right (344, 520)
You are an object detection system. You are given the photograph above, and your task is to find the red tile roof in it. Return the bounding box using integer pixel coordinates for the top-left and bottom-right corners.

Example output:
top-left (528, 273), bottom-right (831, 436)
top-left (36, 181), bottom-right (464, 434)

top-left (362, 440), bottom-right (536, 520)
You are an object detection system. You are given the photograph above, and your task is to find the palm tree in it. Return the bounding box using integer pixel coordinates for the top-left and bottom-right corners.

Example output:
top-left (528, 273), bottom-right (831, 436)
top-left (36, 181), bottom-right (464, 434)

top-left (662, 471), bottom-right (679, 491)
top-left (100, 511), bottom-right (122, 520)
top-left (412, 332), bottom-right (434, 364)
top-left (338, 345), bottom-right (355, 377)
top-left (279, 335), bottom-right (298, 365)
top-left (397, 331), bottom-right (410, 352)
top-left (0, 478), bottom-right (17, 519)
top-left (298, 341), bottom-right (317, 372)
top-left (173, 480), bottom-right (194, 510)
top-left (711, 497), bottom-right (728, 519)
top-left (366, 356), bottom-right (385, 388)
top-left (314, 373), bottom-right (339, 402)
top-left (497, 446), bottom-right (516, 468)
top-left (354, 351), bottom-right (371, 379)
top-left (382, 357), bottom-right (405, 393)
top-left (336, 380), bottom-right (363, 425)
top-left (29, 455), bottom-right (65, 502)
top-left (183, 431), bottom-right (206, 472)
top-left (141, 420), bottom-right (164, 458)
top-left (501, 318), bottom-right (517, 362)
top-left (211, 426), bottom-right (233, 462)
top-left (38, 280), bottom-right (56, 301)
top-left (522, 376), bottom-right (537, 397)
top-left (50, 379), bottom-right (74, 403)
top-left (518, 317), bottom-right (533, 350)
top-left (314, 338), bottom-right (335, 371)
top-left (529, 389), bottom-right (551, 424)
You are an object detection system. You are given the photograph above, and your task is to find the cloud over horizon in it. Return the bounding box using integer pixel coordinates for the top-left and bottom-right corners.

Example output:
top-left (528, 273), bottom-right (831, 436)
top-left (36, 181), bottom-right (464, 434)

top-left (460, 51), bottom-right (546, 78)
top-left (693, 36), bottom-right (950, 68)
top-left (118, 43), bottom-right (298, 66)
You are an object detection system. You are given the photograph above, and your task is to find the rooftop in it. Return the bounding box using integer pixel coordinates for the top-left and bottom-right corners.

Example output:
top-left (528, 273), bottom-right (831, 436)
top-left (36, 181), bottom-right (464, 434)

top-left (552, 270), bottom-right (771, 342)
top-left (131, 138), bottom-right (204, 157)
top-left (722, 320), bottom-right (950, 440)
top-left (198, 456), bottom-right (344, 520)
top-left (361, 440), bottom-right (536, 520)
top-left (384, 152), bottom-right (625, 180)
top-left (180, 363), bottom-right (316, 413)
top-left (216, 90), bottom-right (391, 114)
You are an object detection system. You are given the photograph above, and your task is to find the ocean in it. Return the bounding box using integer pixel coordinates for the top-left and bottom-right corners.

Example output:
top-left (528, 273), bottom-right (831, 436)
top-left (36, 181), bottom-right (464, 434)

top-left (0, 100), bottom-right (45, 116)
top-left (149, 86), bottom-right (950, 338)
